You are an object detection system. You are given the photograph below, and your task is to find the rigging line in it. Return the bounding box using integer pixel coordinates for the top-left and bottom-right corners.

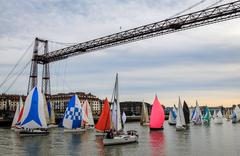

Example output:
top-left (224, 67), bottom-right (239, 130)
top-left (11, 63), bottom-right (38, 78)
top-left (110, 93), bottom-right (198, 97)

top-left (0, 41), bottom-right (34, 89)
top-left (48, 40), bottom-right (78, 46)
top-left (207, 0), bottom-right (224, 8)
top-left (3, 60), bottom-right (31, 94)
top-left (169, 0), bottom-right (207, 18)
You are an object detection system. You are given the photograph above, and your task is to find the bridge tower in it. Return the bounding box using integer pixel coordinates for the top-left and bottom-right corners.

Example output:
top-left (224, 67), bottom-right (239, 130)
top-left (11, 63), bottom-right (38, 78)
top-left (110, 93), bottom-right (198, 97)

top-left (27, 38), bottom-right (51, 97)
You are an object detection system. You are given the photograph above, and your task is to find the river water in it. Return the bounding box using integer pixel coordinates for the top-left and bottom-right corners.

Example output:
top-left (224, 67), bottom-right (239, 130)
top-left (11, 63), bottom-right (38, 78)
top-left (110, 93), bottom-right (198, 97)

top-left (0, 120), bottom-right (240, 156)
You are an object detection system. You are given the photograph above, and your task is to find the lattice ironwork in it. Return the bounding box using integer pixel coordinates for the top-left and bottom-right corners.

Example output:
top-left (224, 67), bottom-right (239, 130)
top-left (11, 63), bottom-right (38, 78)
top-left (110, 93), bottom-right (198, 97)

top-left (35, 0), bottom-right (240, 64)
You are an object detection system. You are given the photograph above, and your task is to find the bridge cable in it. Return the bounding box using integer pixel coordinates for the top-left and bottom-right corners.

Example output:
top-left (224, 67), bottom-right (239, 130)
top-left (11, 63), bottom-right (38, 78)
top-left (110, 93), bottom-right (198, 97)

top-left (169, 0), bottom-right (207, 18)
top-left (207, 0), bottom-right (224, 8)
top-left (3, 60), bottom-right (31, 94)
top-left (0, 41), bottom-right (34, 90)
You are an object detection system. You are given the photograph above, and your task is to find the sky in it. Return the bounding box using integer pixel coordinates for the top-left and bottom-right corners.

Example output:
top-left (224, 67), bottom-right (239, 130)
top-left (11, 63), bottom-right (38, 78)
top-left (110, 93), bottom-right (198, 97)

top-left (0, 0), bottom-right (240, 107)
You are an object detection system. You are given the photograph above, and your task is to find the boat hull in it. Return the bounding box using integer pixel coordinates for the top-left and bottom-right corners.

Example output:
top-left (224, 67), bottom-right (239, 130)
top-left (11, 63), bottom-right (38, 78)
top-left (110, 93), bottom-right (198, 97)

top-left (150, 127), bottom-right (164, 131)
top-left (140, 122), bottom-right (150, 126)
top-left (168, 122), bottom-right (176, 126)
top-left (48, 124), bottom-right (58, 128)
top-left (64, 128), bottom-right (86, 133)
top-left (214, 118), bottom-right (223, 124)
top-left (18, 130), bottom-right (49, 136)
top-left (103, 135), bottom-right (138, 146)
top-left (176, 126), bottom-right (186, 131)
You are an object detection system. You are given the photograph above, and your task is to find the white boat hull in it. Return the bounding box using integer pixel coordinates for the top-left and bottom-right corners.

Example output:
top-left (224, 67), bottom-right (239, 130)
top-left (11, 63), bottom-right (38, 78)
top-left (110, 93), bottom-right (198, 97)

top-left (176, 126), bottom-right (186, 131)
top-left (48, 124), bottom-right (58, 128)
top-left (64, 128), bottom-right (86, 133)
top-left (214, 118), bottom-right (223, 124)
top-left (103, 135), bottom-right (138, 146)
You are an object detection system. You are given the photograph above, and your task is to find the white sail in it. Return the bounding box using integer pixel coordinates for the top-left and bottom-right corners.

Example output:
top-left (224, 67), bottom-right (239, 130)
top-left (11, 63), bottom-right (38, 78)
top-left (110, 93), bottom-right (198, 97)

top-left (176, 97), bottom-right (186, 129)
top-left (20, 87), bottom-right (47, 129)
top-left (111, 73), bottom-right (122, 131)
top-left (234, 105), bottom-right (240, 121)
top-left (122, 111), bottom-right (127, 125)
top-left (213, 110), bottom-right (217, 119)
top-left (11, 96), bottom-right (23, 128)
top-left (82, 100), bottom-right (94, 126)
top-left (140, 100), bottom-right (150, 125)
top-left (43, 94), bottom-right (50, 125)
top-left (214, 110), bottom-right (223, 124)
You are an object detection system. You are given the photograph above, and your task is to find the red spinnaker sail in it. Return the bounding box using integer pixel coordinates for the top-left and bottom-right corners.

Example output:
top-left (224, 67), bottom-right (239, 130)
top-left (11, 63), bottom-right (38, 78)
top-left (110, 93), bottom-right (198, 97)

top-left (95, 98), bottom-right (111, 132)
top-left (150, 96), bottom-right (165, 129)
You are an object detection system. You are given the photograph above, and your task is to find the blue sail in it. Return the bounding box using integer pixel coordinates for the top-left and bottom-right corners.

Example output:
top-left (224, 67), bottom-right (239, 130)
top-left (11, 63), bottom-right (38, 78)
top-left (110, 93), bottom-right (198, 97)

top-left (20, 87), bottom-right (47, 129)
top-left (63, 95), bottom-right (83, 129)
top-left (47, 101), bottom-right (51, 118)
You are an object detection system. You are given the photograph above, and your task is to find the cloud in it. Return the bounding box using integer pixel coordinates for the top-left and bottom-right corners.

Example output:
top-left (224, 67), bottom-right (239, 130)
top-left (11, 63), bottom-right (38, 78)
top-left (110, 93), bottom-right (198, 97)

top-left (0, 0), bottom-right (240, 106)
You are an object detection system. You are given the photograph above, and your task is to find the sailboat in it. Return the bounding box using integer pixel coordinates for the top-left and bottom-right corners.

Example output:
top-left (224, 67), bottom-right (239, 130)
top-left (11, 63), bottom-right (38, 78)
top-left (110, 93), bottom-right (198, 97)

top-left (212, 110), bottom-right (217, 119)
top-left (214, 110), bottom-right (223, 124)
top-left (82, 100), bottom-right (95, 130)
top-left (225, 109), bottom-right (231, 121)
top-left (192, 101), bottom-right (202, 125)
top-left (18, 87), bottom-right (49, 136)
top-left (122, 111), bottom-right (127, 126)
top-left (103, 74), bottom-right (138, 146)
top-left (95, 98), bottom-right (111, 136)
top-left (149, 95), bottom-right (165, 130)
top-left (63, 95), bottom-right (86, 132)
top-left (202, 106), bottom-right (211, 125)
top-left (140, 100), bottom-right (150, 126)
top-left (168, 107), bottom-right (177, 125)
top-left (176, 97), bottom-right (186, 131)
top-left (183, 101), bottom-right (190, 128)
top-left (232, 105), bottom-right (240, 123)
top-left (46, 101), bottom-right (57, 128)
top-left (11, 96), bottom-right (24, 130)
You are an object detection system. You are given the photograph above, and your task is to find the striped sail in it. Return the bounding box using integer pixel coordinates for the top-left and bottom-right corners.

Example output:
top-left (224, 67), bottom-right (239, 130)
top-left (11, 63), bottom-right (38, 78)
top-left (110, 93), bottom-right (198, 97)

top-left (11, 96), bottom-right (23, 128)
top-left (63, 95), bottom-right (83, 129)
top-left (20, 87), bottom-right (47, 129)
top-left (82, 100), bottom-right (94, 126)
top-left (47, 101), bottom-right (56, 124)
top-left (192, 101), bottom-right (202, 125)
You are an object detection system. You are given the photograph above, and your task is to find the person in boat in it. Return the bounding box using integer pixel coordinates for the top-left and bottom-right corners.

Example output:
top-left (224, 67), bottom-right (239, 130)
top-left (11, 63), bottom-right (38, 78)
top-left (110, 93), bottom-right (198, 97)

top-left (106, 129), bottom-right (114, 139)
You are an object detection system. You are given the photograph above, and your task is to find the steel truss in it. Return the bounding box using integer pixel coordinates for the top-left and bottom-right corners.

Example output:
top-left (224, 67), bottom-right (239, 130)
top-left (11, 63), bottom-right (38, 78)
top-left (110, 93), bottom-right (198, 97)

top-left (35, 0), bottom-right (240, 64)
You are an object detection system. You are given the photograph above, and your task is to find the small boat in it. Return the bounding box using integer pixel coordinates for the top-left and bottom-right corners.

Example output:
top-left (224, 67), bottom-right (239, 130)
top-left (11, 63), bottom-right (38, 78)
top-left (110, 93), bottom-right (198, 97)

top-left (149, 95), bottom-right (165, 130)
top-left (18, 87), bottom-right (49, 136)
top-left (212, 110), bottom-right (217, 119)
top-left (225, 109), bottom-right (231, 121)
top-left (140, 100), bottom-right (150, 126)
top-left (62, 95), bottom-right (86, 132)
top-left (176, 97), bottom-right (186, 131)
top-left (168, 107), bottom-right (176, 125)
top-left (46, 101), bottom-right (57, 128)
top-left (232, 105), bottom-right (240, 123)
top-left (103, 74), bottom-right (138, 145)
top-left (183, 101), bottom-right (190, 128)
top-left (192, 100), bottom-right (202, 125)
top-left (214, 110), bottom-right (223, 124)
top-left (95, 98), bottom-right (111, 136)
top-left (202, 106), bottom-right (211, 125)
top-left (82, 100), bottom-right (95, 130)
top-left (11, 96), bottom-right (24, 130)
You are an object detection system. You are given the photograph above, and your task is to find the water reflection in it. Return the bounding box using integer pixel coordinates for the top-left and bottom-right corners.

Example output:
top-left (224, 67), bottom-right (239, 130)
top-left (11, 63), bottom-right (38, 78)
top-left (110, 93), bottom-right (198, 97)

top-left (149, 131), bottom-right (165, 156)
